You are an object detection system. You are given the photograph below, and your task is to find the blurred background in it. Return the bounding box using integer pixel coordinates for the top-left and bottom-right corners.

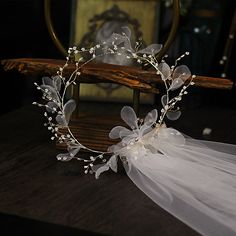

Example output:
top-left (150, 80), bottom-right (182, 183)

top-left (0, 0), bottom-right (235, 115)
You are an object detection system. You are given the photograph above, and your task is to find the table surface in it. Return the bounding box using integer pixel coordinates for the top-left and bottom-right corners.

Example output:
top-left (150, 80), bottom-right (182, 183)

top-left (0, 103), bottom-right (236, 236)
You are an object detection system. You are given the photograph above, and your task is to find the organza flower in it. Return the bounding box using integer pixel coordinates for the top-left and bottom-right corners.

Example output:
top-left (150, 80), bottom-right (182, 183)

top-left (107, 26), bottom-right (162, 55)
top-left (158, 63), bottom-right (191, 90)
top-left (109, 106), bottom-right (158, 147)
top-left (95, 107), bottom-right (157, 178)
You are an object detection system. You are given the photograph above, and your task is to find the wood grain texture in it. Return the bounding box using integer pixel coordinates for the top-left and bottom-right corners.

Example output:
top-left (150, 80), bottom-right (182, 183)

top-left (0, 104), bottom-right (208, 236)
top-left (1, 103), bottom-right (236, 235)
top-left (1, 58), bottom-right (234, 90)
top-left (57, 116), bottom-right (123, 152)
top-left (1, 58), bottom-right (159, 94)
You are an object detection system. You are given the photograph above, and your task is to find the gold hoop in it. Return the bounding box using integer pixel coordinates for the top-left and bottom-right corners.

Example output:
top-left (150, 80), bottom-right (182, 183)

top-left (44, 0), bottom-right (180, 59)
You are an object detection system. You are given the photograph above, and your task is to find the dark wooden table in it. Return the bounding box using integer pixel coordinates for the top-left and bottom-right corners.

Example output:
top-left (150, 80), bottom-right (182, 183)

top-left (0, 103), bottom-right (236, 236)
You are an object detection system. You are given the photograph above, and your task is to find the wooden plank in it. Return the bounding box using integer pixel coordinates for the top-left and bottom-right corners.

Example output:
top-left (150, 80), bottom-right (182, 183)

top-left (1, 58), bottom-right (234, 90)
top-left (1, 58), bottom-right (159, 94)
top-left (57, 115), bottom-right (124, 152)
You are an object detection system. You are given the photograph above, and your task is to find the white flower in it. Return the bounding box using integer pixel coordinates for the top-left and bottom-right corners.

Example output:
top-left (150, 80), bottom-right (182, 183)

top-left (106, 26), bottom-right (162, 56)
top-left (109, 106), bottom-right (158, 148)
top-left (158, 63), bottom-right (191, 90)
top-left (94, 155), bottom-right (118, 179)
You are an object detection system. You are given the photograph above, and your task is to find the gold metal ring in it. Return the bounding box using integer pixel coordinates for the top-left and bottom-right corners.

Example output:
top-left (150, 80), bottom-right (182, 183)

top-left (44, 0), bottom-right (67, 56)
top-left (44, 0), bottom-right (180, 59)
top-left (156, 0), bottom-right (180, 61)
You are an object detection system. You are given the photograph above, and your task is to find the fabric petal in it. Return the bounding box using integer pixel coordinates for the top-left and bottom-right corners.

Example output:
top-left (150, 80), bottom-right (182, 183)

top-left (122, 133), bottom-right (137, 144)
top-left (173, 65), bottom-right (191, 82)
top-left (42, 76), bottom-right (54, 87)
top-left (52, 75), bottom-right (62, 91)
top-left (63, 99), bottom-right (76, 124)
top-left (107, 155), bottom-right (118, 173)
top-left (161, 95), bottom-right (168, 107)
top-left (121, 106), bottom-right (138, 129)
top-left (169, 78), bottom-right (184, 91)
top-left (121, 26), bottom-right (131, 39)
top-left (108, 33), bottom-right (126, 46)
top-left (95, 164), bottom-right (110, 179)
top-left (119, 128), bottom-right (134, 138)
top-left (166, 110), bottom-right (181, 120)
top-left (56, 114), bottom-right (67, 126)
top-left (67, 145), bottom-right (81, 157)
top-left (158, 62), bottom-right (171, 81)
top-left (46, 101), bottom-right (58, 112)
top-left (137, 44), bottom-right (162, 55)
top-left (144, 109), bottom-right (158, 127)
top-left (40, 85), bottom-right (59, 101)
top-left (139, 126), bottom-right (153, 137)
top-left (107, 142), bottom-right (124, 153)
top-left (169, 65), bottom-right (191, 91)
top-left (109, 126), bottom-right (132, 139)
top-left (56, 153), bottom-right (73, 161)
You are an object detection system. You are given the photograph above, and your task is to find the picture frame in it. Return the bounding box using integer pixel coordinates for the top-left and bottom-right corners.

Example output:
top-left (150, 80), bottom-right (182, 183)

top-left (70, 0), bottom-right (161, 103)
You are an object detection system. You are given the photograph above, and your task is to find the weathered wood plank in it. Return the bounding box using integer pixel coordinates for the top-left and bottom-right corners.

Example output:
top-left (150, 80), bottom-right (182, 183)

top-left (1, 58), bottom-right (159, 93)
top-left (1, 58), bottom-right (234, 90)
top-left (57, 115), bottom-right (124, 152)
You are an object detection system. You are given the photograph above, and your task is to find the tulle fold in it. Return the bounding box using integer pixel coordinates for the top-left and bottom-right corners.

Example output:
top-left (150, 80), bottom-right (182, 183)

top-left (122, 129), bottom-right (236, 236)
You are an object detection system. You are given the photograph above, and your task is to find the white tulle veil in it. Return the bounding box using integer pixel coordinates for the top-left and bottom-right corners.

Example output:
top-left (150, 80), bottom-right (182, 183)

top-left (105, 106), bottom-right (236, 236)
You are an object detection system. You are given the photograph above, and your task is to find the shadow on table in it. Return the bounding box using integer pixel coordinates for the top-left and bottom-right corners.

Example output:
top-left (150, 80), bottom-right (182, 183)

top-left (0, 213), bottom-right (107, 236)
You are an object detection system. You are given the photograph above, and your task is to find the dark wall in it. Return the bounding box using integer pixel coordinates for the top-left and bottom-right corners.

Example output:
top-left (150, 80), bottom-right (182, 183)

top-left (159, 0), bottom-right (236, 108)
top-left (0, 0), bottom-right (71, 114)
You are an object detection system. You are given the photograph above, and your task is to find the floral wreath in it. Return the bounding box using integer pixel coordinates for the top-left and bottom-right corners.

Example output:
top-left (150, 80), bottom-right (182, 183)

top-left (33, 27), bottom-right (195, 178)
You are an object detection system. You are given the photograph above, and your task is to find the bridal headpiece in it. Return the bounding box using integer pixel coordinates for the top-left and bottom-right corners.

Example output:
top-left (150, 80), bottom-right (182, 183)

top-left (34, 27), bottom-right (236, 236)
top-left (33, 27), bottom-right (195, 175)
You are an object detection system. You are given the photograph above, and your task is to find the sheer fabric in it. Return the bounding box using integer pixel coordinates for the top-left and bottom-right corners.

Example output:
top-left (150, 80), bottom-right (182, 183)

top-left (117, 127), bottom-right (236, 236)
